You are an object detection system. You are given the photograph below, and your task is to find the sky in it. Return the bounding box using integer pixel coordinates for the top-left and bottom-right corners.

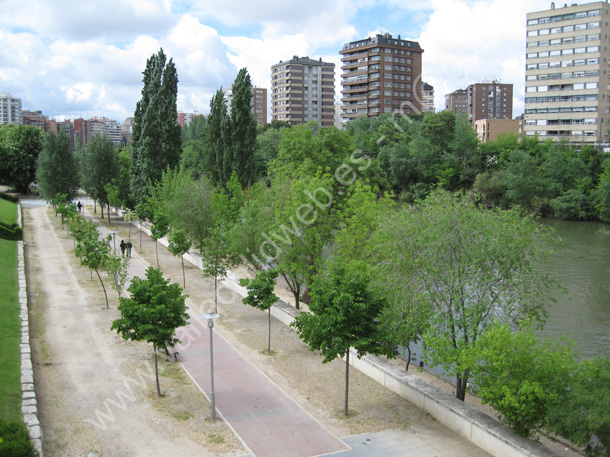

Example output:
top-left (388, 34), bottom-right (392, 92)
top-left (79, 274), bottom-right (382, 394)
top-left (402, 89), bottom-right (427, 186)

top-left (0, 0), bottom-right (556, 123)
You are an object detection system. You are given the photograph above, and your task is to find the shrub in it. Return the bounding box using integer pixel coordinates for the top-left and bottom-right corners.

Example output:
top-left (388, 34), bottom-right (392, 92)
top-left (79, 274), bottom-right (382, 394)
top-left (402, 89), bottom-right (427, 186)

top-left (0, 222), bottom-right (22, 241)
top-left (0, 193), bottom-right (18, 203)
top-left (0, 420), bottom-right (39, 457)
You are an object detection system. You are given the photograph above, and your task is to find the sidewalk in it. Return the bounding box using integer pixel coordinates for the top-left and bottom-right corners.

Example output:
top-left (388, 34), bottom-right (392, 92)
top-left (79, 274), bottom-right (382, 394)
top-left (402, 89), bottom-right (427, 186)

top-left (88, 207), bottom-right (493, 457)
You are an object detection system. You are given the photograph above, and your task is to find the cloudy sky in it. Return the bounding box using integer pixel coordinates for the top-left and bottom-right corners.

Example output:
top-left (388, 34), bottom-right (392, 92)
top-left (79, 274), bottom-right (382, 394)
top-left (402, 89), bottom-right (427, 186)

top-left (0, 0), bottom-right (553, 123)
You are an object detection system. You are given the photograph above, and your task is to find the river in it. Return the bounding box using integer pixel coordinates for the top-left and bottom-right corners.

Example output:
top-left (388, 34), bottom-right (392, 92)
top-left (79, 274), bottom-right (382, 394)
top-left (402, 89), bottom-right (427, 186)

top-left (541, 218), bottom-right (610, 360)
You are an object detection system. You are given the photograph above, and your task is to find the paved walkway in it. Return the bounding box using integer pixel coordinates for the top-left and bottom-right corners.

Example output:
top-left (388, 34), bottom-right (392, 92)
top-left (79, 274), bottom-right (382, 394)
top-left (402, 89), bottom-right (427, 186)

top-left (89, 208), bottom-right (491, 457)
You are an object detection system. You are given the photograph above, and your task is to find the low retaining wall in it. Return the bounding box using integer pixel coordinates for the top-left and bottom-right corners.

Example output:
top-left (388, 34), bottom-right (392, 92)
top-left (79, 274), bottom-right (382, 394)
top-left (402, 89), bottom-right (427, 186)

top-left (130, 218), bottom-right (560, 457)
top-left (18, 203), bottom-right (44, 455)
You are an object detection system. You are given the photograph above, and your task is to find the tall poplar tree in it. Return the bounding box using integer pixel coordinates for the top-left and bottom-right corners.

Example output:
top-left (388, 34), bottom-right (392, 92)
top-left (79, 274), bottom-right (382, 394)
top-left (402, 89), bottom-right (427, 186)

top-left (130, 48), bottom-right (181, 206)
top-left (227, 68), bottom-right (257, 188)
top-left (205, 89), bottom-right (228, 186)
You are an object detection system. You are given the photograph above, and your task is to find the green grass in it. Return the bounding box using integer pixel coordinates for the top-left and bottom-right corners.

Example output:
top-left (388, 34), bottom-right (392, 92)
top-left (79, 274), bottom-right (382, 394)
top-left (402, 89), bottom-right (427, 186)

top-left (0, 199), bottom-right (21, 421)
top-left (0, 198), bottom-right (18, 225)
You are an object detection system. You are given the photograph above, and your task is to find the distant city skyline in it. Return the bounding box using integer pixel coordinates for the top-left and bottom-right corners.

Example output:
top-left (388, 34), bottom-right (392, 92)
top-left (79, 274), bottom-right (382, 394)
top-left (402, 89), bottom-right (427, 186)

top-left (1, 0), bottom-right (554, 122)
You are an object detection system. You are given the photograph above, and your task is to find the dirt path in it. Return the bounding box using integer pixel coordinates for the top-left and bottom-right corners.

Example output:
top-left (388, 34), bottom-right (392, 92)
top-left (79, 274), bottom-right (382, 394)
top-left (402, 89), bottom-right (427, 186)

top-left (25, 205), bottom-right (242, 457)
top-left (25, 203), bottom-right (495, 457)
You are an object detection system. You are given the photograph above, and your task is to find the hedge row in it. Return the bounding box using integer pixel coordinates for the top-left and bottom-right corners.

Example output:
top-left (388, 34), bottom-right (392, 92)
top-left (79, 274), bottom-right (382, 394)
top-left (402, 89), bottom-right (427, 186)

top-left (0, 193), bottom-right (19, 204)
top-left (0, 420), bottom-right (39, 457)
top-left (0, 222), bottom-right (22, 241)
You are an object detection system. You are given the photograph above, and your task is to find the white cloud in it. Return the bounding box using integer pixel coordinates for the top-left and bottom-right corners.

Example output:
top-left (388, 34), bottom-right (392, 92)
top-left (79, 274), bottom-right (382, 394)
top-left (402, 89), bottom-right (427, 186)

top-left (415, 0), bottom-right (551, 114)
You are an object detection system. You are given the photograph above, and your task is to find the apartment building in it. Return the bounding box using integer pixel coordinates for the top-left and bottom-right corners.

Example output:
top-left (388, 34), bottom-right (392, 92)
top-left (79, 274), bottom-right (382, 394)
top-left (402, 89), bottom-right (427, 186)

top-left (0, 92), bottom-right (22, 125)
top-left (445, 89), bottom-right (468, 116)
top-left (473, 118), bottom-right (519, 143)
top-left (224, 86), bottom-right (268, 125)
top-left (524, 1), bottom-right (610, 143)
top-left (271, 56), bottom-right (335, 128)
top-left (467, 81), bottom-right (513, 123)
top-left (74, 116), bottom-right (122, 147)
top-left (422, 82), bottom-right (435, 112)
top-left (340, 33), bottom-right (424, 122)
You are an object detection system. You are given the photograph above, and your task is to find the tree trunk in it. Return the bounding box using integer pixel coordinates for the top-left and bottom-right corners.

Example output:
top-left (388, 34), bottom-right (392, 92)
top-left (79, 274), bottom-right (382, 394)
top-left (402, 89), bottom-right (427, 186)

top-left (455, 370), bottom-right (470, 401)
top-left (154, 343), bottom-right (161, 396)
top-left (101, 203), bottom-right (104, 219)
top-left (155, 240), bottom-right (159, 267)
top-left (267, 308), bottom-right (271, 355)
top-left (214, 275), bottom-right (218, 313)
top-left (181, 257), bottom-right (186, 289)
top-left (128, 223), bottom-right (131, 242)
top-left (140, 221), bottom-right (143, 252)
top-left (344, 350), bottom-right (350, 416)
top-left (94, 268), bottom-right (109, 310)
top-left (405, 346), bottom-right (412, 371)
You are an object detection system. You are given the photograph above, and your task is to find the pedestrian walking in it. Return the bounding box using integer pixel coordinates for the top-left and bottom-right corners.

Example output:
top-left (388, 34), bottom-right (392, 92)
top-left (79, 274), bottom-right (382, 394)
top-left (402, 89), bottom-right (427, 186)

top-left (126, 240), bottom-right (132, 258)
top-left (77, 201), bottom-right (82, 213)
top-left (120, 240), bottom-right (126, 257)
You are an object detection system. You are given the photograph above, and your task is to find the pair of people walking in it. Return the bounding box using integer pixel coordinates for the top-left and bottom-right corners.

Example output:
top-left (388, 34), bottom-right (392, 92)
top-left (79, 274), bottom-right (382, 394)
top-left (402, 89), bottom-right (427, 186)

top-left (119, 240), bottom-right (133, 257)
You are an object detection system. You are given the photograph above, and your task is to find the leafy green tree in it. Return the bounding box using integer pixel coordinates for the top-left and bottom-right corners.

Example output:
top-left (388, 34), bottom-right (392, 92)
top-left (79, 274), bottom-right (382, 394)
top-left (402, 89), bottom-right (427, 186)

top-left (123, 208), bottom-right (137, 242)
top-left (372, 190), bottom-right (554, 401)
top-left (181, 114), bottom-right (207, 143)
top-left (167, 228), bottom-right (192, 288)
top-left (130, 48), bottom-right (182, 206)
top-left (106, 254), bottom-right (130, 299)
top-left (594, 157), bottom-right (610, 222)
top-left (0, 124), bottom-right (44, 193)
top-left (547, 356), bottom-right (610, 457)
top-left (36, 131), bottom-right (80, 202)
top-left (269, 124), bottom-right (353, 180)
top-left (239, 269), bottom-right (279, 355)
top-left (226, 68), bottom-right (257, 188)
top-left (111, 267), bottom-right (189, 396)
top-left (74, 226), bottom-right (112, 309)
top-left (291, 261), bottom-right (396, 415)
top-left (204, 88), bottom-right (228, 186)
top-left (80, 134), bottom-right (120, 220)
top-left (104, 179), bottom-right (122, 229)
top-left (504, 150), bottom-right (544, 211)
top-left (465, 322), bottom-right (574, 438)
top-left (254, 127), bottom-right (283, 178)
top-left (419, 110), bottom-right (456, 152)
top-left (150, 210), bottom-right (169, 268)
top-left (549, 189), bottom-right (589, 220)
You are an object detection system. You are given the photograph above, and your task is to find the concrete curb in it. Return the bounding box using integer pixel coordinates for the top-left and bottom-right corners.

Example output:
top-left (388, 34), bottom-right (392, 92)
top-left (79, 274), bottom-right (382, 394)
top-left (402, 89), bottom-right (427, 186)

top-left (17, 203), bottom-right (44, 456)
top-left (130, 217), bottom-right (560, 457)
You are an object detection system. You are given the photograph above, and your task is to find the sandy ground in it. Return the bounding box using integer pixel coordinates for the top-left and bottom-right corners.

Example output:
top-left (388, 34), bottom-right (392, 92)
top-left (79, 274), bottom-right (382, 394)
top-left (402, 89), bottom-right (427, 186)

top-left (22, 203), bottom-right (580, 457)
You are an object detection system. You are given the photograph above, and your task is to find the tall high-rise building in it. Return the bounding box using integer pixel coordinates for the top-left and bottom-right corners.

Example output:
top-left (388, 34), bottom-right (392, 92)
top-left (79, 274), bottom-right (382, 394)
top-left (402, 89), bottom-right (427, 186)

top-left (524, 1), bottom-right (609, 143)
top-left (340, 33), bottom-right (423, 122)
top-left (467, 81), bottom-right (513, 123)
top-left (422, 82), bottom-right (435, 113)
top-left (0, 92), bottom-right (22, 125)
top-left (224, 86), bottom-right (268, 125)
top-left (445, 89), bottom-right (468, 116)
top-left (271, 56), bottom-right (335, 128)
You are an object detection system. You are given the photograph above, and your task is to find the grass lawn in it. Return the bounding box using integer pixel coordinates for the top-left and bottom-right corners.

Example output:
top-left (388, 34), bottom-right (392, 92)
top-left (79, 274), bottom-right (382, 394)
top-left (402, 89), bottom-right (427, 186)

top-left (0, 198), bottom-right (21, 421)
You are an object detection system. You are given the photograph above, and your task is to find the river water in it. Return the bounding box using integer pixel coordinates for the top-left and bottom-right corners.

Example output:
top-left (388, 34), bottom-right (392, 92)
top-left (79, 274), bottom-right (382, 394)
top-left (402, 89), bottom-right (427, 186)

top-left (541, 218), bottom-right (610, 359)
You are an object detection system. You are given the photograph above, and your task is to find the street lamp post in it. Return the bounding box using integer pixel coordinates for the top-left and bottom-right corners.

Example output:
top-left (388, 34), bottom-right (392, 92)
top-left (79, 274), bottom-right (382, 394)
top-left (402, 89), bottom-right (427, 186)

top-left (202, 310), bottom-right (220, 420)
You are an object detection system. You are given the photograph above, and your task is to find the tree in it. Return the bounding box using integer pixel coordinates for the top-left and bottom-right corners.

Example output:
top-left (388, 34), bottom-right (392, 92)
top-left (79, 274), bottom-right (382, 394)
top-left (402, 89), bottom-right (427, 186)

top-left (167, 228), bottom-right (192, 288)
top-left (547, 357), bottom-right (610, 457)
top-left (123, 208), bottom-right (137, 241)
top-left (74, 225), bottom-right (112, 309)
top-left (111, 267), bottom-right (189, 396)
top-left (104, 179), bottom-right (122, 229)
top-left (372, 190), bottom-right (554, 401)
top-left (0, 124), bottom-right (44, 193)
top-left (36, 131), bottom-right (80, 202)
top-left (204, 88), bottom-right (228, 186)
top-left (465, 322), bottom-right (574, 438)
top-left (291, 262), bottom-right (396, 415)
top-left (239, 269), bottom-right (279, 355)
top-left (106, 254), bottom-right (130, 299)
top-left (80, 134), bottom-right (120, 220)
top-left (226, 68), bottom-right (257, 188)
top-left (150, 210), bottom-right (169, 268)
top-left (130, 48), bottom-right (182, 206)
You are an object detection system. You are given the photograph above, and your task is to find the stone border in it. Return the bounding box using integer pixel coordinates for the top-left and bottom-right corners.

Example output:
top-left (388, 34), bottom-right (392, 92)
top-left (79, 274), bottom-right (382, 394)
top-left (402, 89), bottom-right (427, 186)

top-left (17, 203), bottom-right (44, 455)
top-left (130, 217), bottom-right (561, 457)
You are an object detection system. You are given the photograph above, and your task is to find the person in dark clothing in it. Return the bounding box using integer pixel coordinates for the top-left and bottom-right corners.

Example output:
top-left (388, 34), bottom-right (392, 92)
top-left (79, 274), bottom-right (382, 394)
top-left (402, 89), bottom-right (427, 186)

top-left (77, 201), bottom-right (82, 212)
top-left (126, 240), bottom-right (132, 258)
top-left (120, 240), bottom-right (126, 257)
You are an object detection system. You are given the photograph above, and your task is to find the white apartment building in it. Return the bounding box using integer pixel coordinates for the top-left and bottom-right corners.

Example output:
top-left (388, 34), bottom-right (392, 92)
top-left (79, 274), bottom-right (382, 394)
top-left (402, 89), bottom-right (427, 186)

top-left (0, 92), bottom-right (22, 125)
top-left (524, 1), bottom-right (610, 144)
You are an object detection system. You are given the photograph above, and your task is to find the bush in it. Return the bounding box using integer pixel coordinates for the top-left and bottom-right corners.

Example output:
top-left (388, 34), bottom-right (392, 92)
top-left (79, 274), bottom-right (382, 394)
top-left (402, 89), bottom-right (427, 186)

top-left (0, 192), bottom-right (18, 203)
top-left (0, 222), bottom-right (22, 241)
top-left (0, 420), bottom-right (39, 457)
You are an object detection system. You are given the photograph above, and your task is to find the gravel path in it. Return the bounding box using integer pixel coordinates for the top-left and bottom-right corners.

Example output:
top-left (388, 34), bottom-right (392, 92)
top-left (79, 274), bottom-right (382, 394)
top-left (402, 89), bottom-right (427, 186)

top-left (24, 203), bottom-right (495, 457)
